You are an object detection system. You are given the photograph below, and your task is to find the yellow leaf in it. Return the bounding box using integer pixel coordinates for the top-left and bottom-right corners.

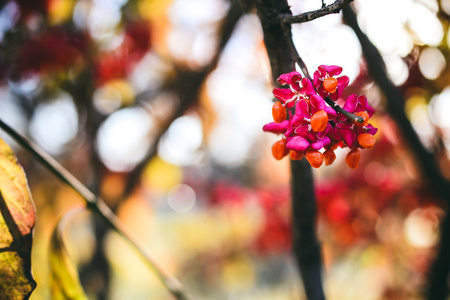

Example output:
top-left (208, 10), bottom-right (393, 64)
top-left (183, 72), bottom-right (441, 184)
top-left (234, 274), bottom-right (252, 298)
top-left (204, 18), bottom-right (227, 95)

top-left (0, 137), bottom-right (36, 299)
top-left (49, 209), bottom-right (88, 300)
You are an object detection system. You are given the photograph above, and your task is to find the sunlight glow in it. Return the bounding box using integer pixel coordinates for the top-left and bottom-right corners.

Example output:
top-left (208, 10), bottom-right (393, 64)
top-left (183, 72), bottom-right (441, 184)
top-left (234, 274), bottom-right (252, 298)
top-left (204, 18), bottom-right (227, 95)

top-left (404, 207), bottom-right (441, 248)
top-left (29, 92), bottom-right (79, 155)
top-left (158, 115), bottom-right (204, 166)
top-left (408, 3), bottom-right (443, 46)
top-left (167, 184), bottom-right (196, 213)
top-left (430, 87), bottom-right (450, 130)
top-left (384, 55), bottom-right (409, 86)
top-left (97, 107), bottom-right (153, 171)
top-left (418, 47), bottom-right (446, 80)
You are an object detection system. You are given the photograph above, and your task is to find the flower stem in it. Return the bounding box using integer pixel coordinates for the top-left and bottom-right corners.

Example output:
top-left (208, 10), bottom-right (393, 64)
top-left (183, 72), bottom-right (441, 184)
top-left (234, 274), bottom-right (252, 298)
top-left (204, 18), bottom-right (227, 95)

top-left (282, 24), bottom-right (363, 123)
top-left (323, 96), bottom-right (364, 123)
top-left (0, 118), bottom-right (192, 300)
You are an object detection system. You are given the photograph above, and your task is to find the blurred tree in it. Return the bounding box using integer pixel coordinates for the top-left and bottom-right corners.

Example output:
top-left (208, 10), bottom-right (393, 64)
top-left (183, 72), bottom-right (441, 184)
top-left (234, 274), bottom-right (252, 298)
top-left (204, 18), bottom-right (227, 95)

top-left (0, 0), bottom-right (449, 300)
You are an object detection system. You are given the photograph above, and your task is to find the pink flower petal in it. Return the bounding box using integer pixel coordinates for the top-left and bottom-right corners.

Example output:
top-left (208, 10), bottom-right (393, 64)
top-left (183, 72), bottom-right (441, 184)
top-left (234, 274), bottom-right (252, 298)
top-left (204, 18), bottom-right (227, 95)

top-left (343, 94), bottom-right (358, 112)
top-left (340, 128), bottom-right (356, 148)
top-left (313, 70), bottom-right (321, 87)
top-left (263, 120), bottom-right (289, 134)
top-left (300, 78), bottom-right (315, 96)
top-left (365, 124), bottom-right (378, 135)
top-left (286, 136), bottom-right (310, 151)
top-left (324, 106), bottom-right (337, 119)
top-left (321, 65), bottom-right (343, 76)
top-left (277, 71), bottom-right (302, 86)
top-left (311, 136), bottom-right (331, 150)
top-left (273, 88), bottom-right (295, 104)
top-left (310, 94), bottom-right (325, 112)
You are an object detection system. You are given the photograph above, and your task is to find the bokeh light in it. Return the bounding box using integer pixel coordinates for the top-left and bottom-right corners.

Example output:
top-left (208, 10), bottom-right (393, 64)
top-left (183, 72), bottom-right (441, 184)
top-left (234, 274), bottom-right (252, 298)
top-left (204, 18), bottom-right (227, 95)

top-left (167, 184), bottom-right (196, 213)
top-left (29, 92), bottom-right (79, 155)
top-left (1, 0), bottom-right (449, 299)
top-left (158, 114), bottom-right (204, 166)
top-left (403, 207), bottom-right (442, 248)
top-left (97, 107), bottom-right (153, 171)
top-left (418, 47), bottom-right (446, 80)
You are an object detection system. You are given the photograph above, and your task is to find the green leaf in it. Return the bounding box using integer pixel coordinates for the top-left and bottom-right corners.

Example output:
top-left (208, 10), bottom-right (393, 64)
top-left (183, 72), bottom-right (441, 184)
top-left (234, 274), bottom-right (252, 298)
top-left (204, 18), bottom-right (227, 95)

top-left (0, 137), bottom-right (37, 299)
top-left (49, 208), bottom-right (88, 300)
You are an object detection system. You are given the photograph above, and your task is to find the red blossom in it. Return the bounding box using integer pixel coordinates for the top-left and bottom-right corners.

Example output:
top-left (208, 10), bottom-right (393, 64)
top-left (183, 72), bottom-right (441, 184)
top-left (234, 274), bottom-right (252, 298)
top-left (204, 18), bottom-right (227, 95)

top-left (263, 65), bottom-right (378, 169)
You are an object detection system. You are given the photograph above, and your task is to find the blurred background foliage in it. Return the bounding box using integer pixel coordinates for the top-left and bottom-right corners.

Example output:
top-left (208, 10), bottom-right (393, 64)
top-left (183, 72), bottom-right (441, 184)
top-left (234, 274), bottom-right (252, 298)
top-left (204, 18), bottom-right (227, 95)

top-left (0, 0), bottom-right (449, 299)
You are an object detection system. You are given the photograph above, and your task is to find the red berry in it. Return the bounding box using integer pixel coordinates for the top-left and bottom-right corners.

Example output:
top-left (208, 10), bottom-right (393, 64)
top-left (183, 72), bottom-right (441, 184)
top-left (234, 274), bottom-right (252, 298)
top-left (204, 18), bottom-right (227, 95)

top-left (272, 139), bottom-right (289, 160)
top-left (311, 110), bottom-right (328, 132)
top-left (272, 101), bottom-right (287, 123)
top-left (357, 133), bottom-right (376, 149)
top-left (346, 148), bottom-right (361, 169)
top-left (323, 149), bottom-right (336, 166)
top-left (306, 149), bottom-right (323, 168)
top-left (323, 77), bottom-right (338, 93)
top-left (289, 150), bottom-right (304, 160)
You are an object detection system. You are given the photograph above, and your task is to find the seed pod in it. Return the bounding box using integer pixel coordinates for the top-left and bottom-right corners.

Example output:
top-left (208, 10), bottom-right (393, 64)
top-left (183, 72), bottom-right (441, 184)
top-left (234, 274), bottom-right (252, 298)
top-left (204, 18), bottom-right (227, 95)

top-left (345, 148), bottom-right (361, 169)
top-left (272, 139), bottom-right (289, 160)
top-left (323, 149), bottom-right (336, 166)
top-left (357, 133), bottom-right (376, 149)
top-left (306, 149), bottom-right (323, 168)
top-left (311, 110), bottom-right (328, 132)
top-left (289, 150), bottom-right (304, 160)
top-left (323, 77), bottom-right (338, 93)
top-left (354, 111), bottom-right (369, 127)
top-left (272, 101), bottom-right (287, 123)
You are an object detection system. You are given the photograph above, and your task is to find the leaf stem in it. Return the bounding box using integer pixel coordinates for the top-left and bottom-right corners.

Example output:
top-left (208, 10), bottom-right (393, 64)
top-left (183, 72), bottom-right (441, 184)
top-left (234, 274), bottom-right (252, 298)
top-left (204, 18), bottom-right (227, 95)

top-left (0, 118), bottom-right (192, 300)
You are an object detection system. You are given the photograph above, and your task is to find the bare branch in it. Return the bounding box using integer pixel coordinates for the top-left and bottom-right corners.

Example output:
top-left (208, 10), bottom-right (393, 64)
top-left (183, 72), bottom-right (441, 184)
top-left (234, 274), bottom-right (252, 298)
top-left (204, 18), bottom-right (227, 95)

top-left (280, 0), bottom-right (354, 25)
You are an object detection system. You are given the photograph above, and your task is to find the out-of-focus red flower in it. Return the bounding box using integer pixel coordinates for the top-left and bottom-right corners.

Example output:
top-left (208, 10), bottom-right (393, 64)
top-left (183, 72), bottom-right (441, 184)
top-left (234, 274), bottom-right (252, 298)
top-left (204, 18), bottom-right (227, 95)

top-left (94, 20), bottom-right (152, 85)
top-left (13, 29), bottom-right (88, 76)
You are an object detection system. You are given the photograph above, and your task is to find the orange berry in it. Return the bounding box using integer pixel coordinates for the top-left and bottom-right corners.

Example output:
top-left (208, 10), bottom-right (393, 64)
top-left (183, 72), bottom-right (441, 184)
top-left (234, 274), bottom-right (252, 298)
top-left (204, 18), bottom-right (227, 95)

top-left (306, 149), bottom-right (323, 168)
top-left (311, 110), bottom-right (328, 132)
top-left (272, 101), bottom-right (287, 123)
top-left (354, 111), bottom-right (369, 127)
top-left (323, 149), bottom-right (336, 166)
top-left (290, 150), bottom-right (304, 160)
top-left (357, 133), bottom-right (376, 149)
top-left (272, 139), bottom-right (289, 160)
top-left (330, 143), bottom-right (339, 150)
top-left (323, 77), bottom-right (338, 93)
top-left (345, 148), bottom-right (361, 169)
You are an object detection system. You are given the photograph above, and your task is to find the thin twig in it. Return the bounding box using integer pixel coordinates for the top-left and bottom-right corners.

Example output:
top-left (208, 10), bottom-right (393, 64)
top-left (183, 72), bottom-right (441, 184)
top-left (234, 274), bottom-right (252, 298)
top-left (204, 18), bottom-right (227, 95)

top-left (280, 0), bottom-right (354, 25)
top-left (281, 22), bottom-right (363, 123)
top-left (0, 118), bottom-right (192, 300)
top-left (323, 96), bottom-right (364, 122)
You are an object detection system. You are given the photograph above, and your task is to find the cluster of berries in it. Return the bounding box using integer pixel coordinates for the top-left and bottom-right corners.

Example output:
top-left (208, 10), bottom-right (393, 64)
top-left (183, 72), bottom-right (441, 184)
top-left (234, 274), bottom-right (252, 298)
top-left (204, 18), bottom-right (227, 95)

top-left (263, 65), bottom-right (378, 169)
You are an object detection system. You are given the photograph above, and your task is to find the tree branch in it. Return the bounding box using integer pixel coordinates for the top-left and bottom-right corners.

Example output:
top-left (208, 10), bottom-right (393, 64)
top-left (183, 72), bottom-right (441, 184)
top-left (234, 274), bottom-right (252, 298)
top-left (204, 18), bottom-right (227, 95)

top-left (342, 6), bottom-right (450, 300)
top-left (280, 0), bottom-right (354, 25)
top-left (255, 0), bottom-right (326, 299)
top-left (0, 119), bottom-right (193, 300)
top-left (123, 0), bottom-right (244, 197)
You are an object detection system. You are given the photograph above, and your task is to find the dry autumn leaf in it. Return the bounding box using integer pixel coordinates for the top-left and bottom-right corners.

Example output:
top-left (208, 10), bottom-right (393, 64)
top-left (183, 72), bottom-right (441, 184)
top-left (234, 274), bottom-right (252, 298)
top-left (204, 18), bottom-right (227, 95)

top-left (49, 208), bottom-right (88, 300)
top-left (0, 137), bottom-right (36, 299)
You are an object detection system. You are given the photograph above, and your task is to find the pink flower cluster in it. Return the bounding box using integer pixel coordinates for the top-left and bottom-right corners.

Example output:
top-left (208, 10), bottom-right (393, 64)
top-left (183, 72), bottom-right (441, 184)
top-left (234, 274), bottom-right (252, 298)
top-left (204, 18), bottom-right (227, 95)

top-left (263, 65), bottom-right (378, 169)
